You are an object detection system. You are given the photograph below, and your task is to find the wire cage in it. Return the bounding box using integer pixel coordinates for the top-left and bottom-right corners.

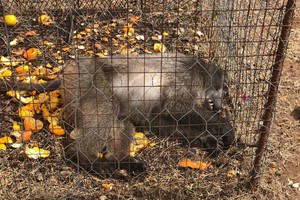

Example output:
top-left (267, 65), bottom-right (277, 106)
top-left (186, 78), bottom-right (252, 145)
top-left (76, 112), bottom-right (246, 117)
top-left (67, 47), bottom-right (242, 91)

top-left (0, 0), bottom-right (295, 199)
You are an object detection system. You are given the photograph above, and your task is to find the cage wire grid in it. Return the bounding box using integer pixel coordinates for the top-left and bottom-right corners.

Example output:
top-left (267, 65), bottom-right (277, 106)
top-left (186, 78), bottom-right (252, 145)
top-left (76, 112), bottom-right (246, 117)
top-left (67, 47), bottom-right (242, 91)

top-left (0, 0), bottom-right (295, 198)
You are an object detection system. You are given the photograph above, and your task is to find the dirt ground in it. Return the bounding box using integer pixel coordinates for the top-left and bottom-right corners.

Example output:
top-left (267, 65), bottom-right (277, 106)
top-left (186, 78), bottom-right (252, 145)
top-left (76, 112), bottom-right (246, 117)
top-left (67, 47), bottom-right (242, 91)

top-left (262, 3), bottom-right (300, 199)
top-left (0, 3), bottom-right (299, 200)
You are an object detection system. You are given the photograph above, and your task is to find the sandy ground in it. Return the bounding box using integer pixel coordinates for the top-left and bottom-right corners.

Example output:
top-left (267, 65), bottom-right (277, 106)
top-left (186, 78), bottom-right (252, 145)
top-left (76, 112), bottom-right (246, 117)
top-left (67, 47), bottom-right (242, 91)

top-left (263, 3), bottom-right (300, 199)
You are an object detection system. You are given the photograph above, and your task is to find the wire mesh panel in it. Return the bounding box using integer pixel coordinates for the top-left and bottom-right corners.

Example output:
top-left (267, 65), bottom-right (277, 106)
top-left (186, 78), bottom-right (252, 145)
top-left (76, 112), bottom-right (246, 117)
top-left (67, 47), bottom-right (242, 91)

top-left (0, 0), bottom-right (294, 198)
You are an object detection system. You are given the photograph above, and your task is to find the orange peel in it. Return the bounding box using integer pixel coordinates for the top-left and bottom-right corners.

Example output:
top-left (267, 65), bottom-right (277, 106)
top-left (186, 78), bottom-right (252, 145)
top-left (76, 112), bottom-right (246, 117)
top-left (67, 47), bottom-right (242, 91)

top-left (24, 48), bottom-right (38, 60)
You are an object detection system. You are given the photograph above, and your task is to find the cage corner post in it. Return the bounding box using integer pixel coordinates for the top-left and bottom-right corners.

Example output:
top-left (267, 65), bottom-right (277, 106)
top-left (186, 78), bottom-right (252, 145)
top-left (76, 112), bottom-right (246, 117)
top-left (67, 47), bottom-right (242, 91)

top-left (249, 0), bottom-right (296, 189)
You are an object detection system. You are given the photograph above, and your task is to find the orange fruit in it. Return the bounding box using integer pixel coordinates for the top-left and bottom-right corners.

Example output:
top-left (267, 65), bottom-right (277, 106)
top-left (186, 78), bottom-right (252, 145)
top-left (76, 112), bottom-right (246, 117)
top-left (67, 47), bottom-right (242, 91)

top-left (5, 14), bottom-right (18, 26)
top-left (23, 48), bottom-right (38, 60)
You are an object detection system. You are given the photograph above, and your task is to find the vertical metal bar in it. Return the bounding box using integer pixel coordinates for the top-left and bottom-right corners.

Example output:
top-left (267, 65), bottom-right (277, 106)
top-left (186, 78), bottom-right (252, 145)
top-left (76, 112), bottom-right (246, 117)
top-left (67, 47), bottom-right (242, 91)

top-left (249, 0), bottom-right (296, 188)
